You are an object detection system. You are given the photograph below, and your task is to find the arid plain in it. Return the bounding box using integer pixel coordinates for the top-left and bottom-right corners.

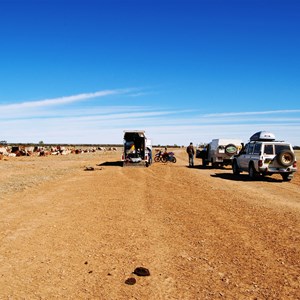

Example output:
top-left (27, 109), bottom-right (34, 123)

top-left (0, 149), bottom-right (299, 299)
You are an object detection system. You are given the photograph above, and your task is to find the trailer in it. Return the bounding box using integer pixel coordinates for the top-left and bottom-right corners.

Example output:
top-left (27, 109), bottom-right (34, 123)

top-left (200, 138), bottom-right (243, 167)
top-left (121, 130), bottom-right (152, 167)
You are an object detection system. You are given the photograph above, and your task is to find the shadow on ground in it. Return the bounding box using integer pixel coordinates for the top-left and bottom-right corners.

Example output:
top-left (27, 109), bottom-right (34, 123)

top-left (188, 165), bottom-right (230, 170)
top-left (97, 161), bottom-right (123, 167)
top-left (211, 173), bottom-right (283, 183)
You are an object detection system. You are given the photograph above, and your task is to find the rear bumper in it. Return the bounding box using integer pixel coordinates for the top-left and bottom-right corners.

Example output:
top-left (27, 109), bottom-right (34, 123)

top-left (259, 166), bottom-right (297, 174)
top-left (123, 160), bottom-right (149, 167)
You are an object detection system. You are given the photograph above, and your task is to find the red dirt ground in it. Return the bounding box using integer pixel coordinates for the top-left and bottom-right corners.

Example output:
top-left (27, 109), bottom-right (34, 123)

top-left (0, 149), bottom-right (299, 299)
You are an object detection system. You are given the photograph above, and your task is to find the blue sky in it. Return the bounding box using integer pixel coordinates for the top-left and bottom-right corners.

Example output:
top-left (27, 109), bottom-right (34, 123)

top-left (1, 0), bottom-right (300, 145)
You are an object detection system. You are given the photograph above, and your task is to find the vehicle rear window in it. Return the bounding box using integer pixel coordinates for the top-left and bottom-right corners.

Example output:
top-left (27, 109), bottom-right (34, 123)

top-left (275, 144), bottom-right (290, 154)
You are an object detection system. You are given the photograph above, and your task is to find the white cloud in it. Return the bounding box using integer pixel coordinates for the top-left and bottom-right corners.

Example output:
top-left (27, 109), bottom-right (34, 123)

top-left (203, 109), bottom-right (300, 118)
top-left (0, 89), bottom-right (131, 110)
top-left (1, 92), bottom-right (300, 146)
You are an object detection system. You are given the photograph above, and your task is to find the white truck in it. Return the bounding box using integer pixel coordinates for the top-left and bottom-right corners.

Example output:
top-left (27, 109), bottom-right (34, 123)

top-left (121, 130), bottom-right (152, 167)
top-left (199, 138), bottom-right (243, 167)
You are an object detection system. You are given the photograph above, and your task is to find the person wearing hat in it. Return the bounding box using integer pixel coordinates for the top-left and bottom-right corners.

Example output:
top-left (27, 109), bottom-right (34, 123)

top-left (186, 142), bottom-right (195, 167)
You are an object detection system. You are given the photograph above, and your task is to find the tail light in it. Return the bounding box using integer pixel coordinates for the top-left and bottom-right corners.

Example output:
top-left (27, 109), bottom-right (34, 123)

top-left (258, 160), bottom-right (263, 167)
top-left (293, 161), bottom-right (297, 168)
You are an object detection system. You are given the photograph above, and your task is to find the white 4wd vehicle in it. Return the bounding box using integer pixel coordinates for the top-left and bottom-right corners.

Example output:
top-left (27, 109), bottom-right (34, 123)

top-left (232, 131), bottom-right (297, 181)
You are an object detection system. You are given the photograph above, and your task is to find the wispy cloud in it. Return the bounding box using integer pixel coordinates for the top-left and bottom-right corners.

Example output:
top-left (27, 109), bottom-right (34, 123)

top-left (0, 88), bottom-right (132, 110)
top-left (203, 109), bottom-right (300, 118)
top-left (1, 91), bottom-right (300, 145)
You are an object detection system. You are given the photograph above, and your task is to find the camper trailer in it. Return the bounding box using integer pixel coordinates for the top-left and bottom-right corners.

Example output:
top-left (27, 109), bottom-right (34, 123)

top-left (122, 130), bottom-right (152, 167)
top-left (200, 138), bottom-right (243, 167)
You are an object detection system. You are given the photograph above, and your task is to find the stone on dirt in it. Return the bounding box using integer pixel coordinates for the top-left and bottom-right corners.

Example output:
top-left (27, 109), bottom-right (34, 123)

top-left (133, 267), bottom-right (150, 276)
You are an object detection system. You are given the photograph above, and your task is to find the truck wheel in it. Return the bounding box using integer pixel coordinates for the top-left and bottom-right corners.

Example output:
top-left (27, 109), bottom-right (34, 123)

top-left (248, 163), bottom-right (259, 180)
top-left (276, 151), bottom-right (295, 167)
top-left (232, 160), bottom-right (240, 175)
top-left (171, 157), bottom-right (176, 163)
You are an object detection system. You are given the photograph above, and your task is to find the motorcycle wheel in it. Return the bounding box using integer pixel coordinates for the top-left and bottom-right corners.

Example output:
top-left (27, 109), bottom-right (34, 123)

top-left (161, 157), bottom-right (167, 163)
top-left (172, 157), bottom-right (176, 163)
top-left (154, 156), bottom-right (161, 162)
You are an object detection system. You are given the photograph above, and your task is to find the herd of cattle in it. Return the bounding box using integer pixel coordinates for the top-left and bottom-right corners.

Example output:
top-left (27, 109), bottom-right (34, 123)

top-left (0, 145), bottom-right (118, 160)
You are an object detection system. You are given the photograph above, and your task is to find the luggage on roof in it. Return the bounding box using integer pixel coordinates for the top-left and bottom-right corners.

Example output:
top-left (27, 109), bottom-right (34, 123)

top-left (250, 131), bottom-right (276, 141)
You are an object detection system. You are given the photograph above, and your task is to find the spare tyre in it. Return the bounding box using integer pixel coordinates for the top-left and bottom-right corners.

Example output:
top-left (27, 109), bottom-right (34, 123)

top-left (276, 150), bottom-right (295, 167)
top-left (225, 144), bottom-right (238, 155)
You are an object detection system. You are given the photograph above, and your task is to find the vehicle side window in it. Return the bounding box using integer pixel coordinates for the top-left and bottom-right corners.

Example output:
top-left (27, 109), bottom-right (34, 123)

top-left (247, 143), bottom-right (254, 154)
top-left (242, 144), bottom-right (249, 154)
top-left (264, 144), bottom-right (274, 155)
top-left (275, 144), bottom-right (290, 154)
top-left (253, 143), bottom-right (261, 155)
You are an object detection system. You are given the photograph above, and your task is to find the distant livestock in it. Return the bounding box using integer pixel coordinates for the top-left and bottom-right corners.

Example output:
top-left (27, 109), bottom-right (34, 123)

top-left (0, 145), bottom-right (118, 159)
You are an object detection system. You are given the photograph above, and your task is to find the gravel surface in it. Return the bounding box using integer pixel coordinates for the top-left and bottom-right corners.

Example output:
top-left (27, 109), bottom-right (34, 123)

top-left (0, 150), bottom-right (299, 299)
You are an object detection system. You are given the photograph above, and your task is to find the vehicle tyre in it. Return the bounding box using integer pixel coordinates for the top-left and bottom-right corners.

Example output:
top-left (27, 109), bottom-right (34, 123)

top-left (161, 156), bottom-right (167, 163)
top-left (171, 157), bottom-right (176, 163)
top-left (225, 144), bottom-right (238, 155)
top-left (212, 162), bottom-right (219, 168)
top-left (276, 151), bottom-right (295, 167)
top-left (248, 163), bottom-right (259, 180)
top-left (154, 156), bottom-right (160, 162)
top-left (281, 173), bottom-right (292, 181)
top-left (232, 160), bottom-right (240, 175)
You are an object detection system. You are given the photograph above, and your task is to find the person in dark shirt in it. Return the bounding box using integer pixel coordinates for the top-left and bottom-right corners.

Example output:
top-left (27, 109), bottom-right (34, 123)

top-left (186, 142), bottom-right (195, 167)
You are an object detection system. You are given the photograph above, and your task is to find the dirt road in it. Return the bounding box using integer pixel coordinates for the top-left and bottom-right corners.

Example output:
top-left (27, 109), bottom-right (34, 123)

top-left (0, 149), bottom-right (299, 299)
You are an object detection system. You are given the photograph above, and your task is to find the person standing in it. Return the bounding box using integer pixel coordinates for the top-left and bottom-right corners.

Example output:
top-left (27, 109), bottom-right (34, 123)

top-left (187, 142), bottom-right (195, 167)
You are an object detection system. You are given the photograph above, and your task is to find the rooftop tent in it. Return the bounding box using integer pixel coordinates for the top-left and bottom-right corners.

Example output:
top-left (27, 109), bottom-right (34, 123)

top-left (123, 131), bottom-right (145, 140)
top-left (250, 131), bottom-right (276, 141)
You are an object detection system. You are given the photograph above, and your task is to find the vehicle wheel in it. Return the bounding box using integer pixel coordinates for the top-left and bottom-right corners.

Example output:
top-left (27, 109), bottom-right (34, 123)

top-left (171, 157), bottom-right (176, 163)
top-left (276, 151), bottom-right (295, 167)
top-left (212, 162), bottom-right (219, 168)
top-left (248, 163), bottom-right (259, 180)
top-left (154, 156), bottom-right (160, 162)
top-left (161, 157), bottom-right (167, 163)
top-left (232, 160), bottom-right (240, 175)
top-left (225, 144), bottom-right (238, 155)
top-left (281, 173), bottom-right (292, 181)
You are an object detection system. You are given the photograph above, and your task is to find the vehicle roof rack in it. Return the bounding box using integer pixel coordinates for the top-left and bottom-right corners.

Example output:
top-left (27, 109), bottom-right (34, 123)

top-left (249, 131), bottom-right (276, 141)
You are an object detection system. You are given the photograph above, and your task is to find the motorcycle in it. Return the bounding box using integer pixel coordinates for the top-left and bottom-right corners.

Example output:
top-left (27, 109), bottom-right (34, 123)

top-left (154, 150), bottom-right (163, 162)
top-left (161, 151), bottom-right (177, 163)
